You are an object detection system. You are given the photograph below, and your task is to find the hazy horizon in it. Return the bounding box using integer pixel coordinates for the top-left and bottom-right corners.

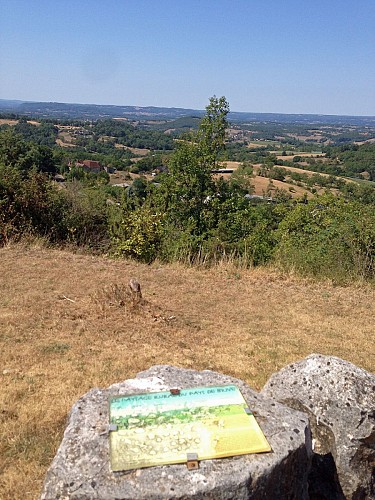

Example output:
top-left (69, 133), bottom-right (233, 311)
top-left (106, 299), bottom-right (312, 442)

top-left (1, 0), bottom-right (374, 116)
top-left (2, 96), bottom-right (375, 119)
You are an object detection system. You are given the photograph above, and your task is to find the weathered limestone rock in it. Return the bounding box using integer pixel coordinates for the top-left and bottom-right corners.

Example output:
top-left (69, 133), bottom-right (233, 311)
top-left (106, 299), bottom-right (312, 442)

top-left (41, 365), bottom-right (312, 499)
top-left (262, 354), bottom-right (375, 499)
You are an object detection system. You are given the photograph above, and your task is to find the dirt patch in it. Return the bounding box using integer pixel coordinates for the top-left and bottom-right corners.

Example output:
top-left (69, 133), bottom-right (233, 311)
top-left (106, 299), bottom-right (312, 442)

top-left (56, 139), bottom-right (76, 148)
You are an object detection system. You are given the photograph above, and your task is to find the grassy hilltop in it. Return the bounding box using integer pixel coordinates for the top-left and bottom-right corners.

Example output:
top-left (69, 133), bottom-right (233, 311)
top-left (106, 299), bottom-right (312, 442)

top-left (1, 243), bottom-right (374, 499)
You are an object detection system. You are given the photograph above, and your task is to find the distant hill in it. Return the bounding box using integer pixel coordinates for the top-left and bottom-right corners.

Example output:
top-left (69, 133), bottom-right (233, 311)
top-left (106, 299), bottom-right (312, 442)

top-left (1, 99), bottom-right (375, 126)
top-left (0, 99), bottom-right (204, 121)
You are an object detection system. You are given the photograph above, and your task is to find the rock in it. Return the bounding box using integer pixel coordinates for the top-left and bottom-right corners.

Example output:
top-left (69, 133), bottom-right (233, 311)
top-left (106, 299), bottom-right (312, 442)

top-left (262, 354), bottom-right (375, 499)
top-left (40, 366), bottom-right (311, 499)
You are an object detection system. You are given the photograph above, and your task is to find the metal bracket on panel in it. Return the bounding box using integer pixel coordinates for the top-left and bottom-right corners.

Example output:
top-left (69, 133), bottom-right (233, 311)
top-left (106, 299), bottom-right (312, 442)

top-left (100, 423), bottom-right (118, 436)
top-left (186, 453), bottom-right (199, 470)
top-left (170, 388), bottom-right (181, 395)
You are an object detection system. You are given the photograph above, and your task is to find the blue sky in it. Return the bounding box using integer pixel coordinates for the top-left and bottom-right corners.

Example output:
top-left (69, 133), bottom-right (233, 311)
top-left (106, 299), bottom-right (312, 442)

top-left (0, 0), bottom-right (374, 115)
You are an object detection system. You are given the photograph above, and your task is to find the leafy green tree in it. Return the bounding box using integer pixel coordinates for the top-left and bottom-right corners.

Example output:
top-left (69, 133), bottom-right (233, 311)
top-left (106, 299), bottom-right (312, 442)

top-left (127, 176), bottom-right (148, 205)
top-left (196, 95), bottom-right (230, 169)
top-left (269, 167), bottom-right (286, 182)
top-left (0, 128), bottom-right (57, 174)
top-left (66, 166), bottom-right (86, 182)
top-left (160, 96), bottom-right (230, 236)
top-left (228, 163), bottom-right (254, 195)
top-left (24, 144), bottom-right (57, 174)
top-left (162, 140), bottom-right (214, 234)
top-left (0, 129), bottom-right (27, 169)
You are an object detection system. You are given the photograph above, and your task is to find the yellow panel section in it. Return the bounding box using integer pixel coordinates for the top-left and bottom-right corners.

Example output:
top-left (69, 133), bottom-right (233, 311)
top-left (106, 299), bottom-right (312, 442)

top-left (109, 385), bottom-right (271, 471)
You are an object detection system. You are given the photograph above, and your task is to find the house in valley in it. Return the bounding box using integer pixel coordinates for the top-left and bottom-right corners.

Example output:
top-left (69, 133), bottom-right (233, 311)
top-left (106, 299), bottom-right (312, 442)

top-left (76, 160), bottom-right (103, 173)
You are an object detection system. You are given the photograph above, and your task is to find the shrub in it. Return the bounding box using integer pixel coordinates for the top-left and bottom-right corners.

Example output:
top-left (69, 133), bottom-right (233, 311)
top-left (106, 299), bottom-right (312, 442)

top-left (275, 195), bottom-right (375, 282)
top-left (109, 203), bottom-right (164, 262)
top-left (0, 166), bottom-right (69, 244)
top-left (60, 183), bottom-right (110, 249)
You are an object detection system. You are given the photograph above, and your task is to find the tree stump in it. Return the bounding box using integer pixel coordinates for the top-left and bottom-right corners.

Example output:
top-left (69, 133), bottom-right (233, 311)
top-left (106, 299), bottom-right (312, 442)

top-left (129, 278), bottom-right (142, 305)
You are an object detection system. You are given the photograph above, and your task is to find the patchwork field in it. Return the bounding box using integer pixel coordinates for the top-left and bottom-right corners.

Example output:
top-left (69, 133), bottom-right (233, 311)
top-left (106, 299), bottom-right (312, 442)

top-left (0, 244), bottom-right (374, 499)
top-left (217, 161), bottom-right (334, 197)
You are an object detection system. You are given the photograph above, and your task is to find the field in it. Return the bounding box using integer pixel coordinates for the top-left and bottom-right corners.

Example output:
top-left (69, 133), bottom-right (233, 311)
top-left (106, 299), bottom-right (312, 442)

top-left (251, 174), bottom-right (311, 197)
top-left (0, 119), bottom-right (18, 126)
top-left (216, 161), bottom-right (333, 198)
top-left (123, 146), bottom-right (150, 156)
top-left (56, 131), bottom-right (75, 148)
top-left (274, 153), bottom-right (325, 161)
top-left (0, 119), bottom-right (40, 127)
top-left (0, 243), bottom-right (374, 499)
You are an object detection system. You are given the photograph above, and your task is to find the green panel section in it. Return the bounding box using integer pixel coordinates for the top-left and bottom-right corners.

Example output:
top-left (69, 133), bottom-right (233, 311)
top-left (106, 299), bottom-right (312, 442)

top-left (109, 384), bottom-right (271, 471)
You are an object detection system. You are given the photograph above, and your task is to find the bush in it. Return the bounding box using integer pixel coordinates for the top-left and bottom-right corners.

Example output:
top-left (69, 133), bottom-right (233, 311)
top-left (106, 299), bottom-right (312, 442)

top-left (0, 166), bottom-right (68, 244)
top-left (0, 166), bottom-right (110, 249)
top-left (157, 200), bottom-right (279, 267)
top-left (109, 203), bottom-right (164, 262)
top-left (60, 183), bottom-right (110, 249)
top-left (275, 195), bottom-right (375, 282)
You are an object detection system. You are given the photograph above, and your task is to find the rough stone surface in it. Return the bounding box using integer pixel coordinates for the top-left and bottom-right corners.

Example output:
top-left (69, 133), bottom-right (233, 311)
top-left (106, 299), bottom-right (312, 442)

top-left (40, 365), bottom-right (311, 499)
top-left (262, 354), bottom-right (375, 500)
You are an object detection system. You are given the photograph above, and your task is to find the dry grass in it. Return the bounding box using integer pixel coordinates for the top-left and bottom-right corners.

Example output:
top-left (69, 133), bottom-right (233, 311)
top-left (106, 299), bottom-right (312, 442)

top-left (213, 168), bottom-right (311, 198)
top-left (0, 119), bottom-right (41, 127)
top-left (272, 164), bottom-right (331, 176)
top-left (219, 161), bottom-right (241, 170)
top-left (0, 119), bottom-right (18, 126)
top-left (274, 153), bottom-right (326, 160)
top-left (251, 175), bottom-right (310, 197)
top-left (124, 146), bottom-right (151, 156)
top-left (0, 243), bottom-right (374, 499)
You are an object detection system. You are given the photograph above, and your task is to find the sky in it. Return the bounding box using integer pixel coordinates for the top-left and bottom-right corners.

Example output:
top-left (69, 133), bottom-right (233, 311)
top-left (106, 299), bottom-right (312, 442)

top-left (0, 0), bottom-right (374, 116)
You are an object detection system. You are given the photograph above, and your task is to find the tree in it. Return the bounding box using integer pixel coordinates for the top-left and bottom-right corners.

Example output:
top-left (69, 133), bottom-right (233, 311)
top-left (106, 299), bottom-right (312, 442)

top-left (160, 96), bottom-right (230, 235)
top-left (127, 176), bottom-right (148, 205)
top-left (228, 163), bottom-right (254, 195)
top-left (0, 128), bottom-right (57, 174)
top-left (0, 129), bottom-right (27, 169)
top-left (109, 96), bottom-right (231, 263)
top-left (197, 95), bottom-right (230, 169)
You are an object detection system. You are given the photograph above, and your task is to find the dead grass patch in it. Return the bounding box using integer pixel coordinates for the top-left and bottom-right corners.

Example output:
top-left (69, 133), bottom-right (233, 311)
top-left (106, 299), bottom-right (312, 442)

top-left (250, 175), bottom-right (310, 197)
top-left (0, 244), bottom-right (374, 498)
top-left (125, 146), bottom-right (150, 156)
top-left (218, 161), bottom-right (241, 170)
top-left (0, 119), bottom-right (18, 126)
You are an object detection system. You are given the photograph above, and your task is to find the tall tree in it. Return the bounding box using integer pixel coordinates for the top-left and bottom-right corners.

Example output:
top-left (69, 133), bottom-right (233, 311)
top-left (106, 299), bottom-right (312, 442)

top-left (109, 97), bottom-right (231, 262)
top-left (161, 96), bottom-right (230, 235)
top-left (197, 95), bottom-right (230, 169)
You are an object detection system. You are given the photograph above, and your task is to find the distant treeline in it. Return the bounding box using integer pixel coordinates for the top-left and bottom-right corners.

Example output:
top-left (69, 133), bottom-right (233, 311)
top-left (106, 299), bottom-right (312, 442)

top-left (1, 99), bottom-right (374, 125)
